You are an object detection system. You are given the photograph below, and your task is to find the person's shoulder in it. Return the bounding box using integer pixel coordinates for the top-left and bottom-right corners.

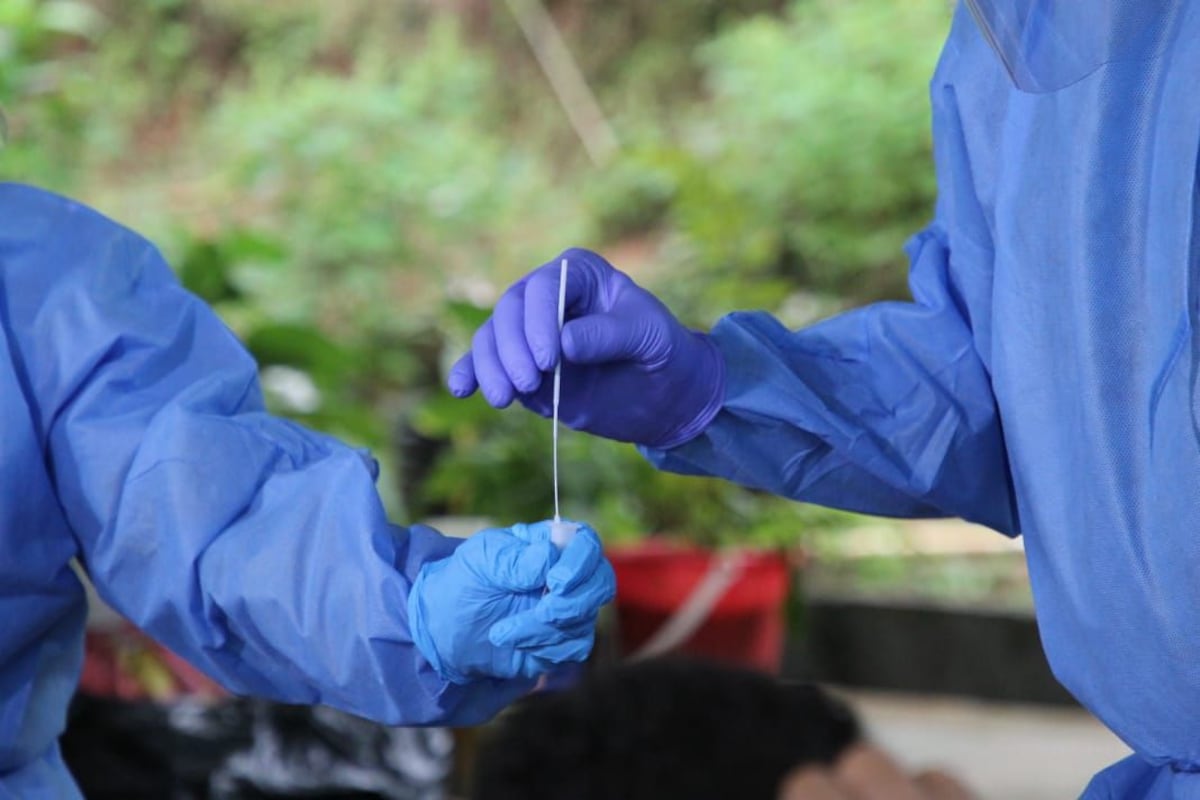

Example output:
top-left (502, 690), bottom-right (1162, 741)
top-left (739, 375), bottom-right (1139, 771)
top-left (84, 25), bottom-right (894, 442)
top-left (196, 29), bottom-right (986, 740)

top-left (931, 3), bottom-right (1009, 93)
top-left (0, 182), bottom-right (139, 235)
top-left (0, 181), bottom-right (89, 217)
top-left (0, 182), bottom-right (160, 260)
top-left (0, 183), bottom-right (168, 296)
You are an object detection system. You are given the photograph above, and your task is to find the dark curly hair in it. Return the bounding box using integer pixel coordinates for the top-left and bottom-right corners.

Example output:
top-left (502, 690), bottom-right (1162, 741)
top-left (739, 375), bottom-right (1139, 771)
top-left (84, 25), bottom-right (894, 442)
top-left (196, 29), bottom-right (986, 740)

top-left (472, 659), bottom-right (861, 800)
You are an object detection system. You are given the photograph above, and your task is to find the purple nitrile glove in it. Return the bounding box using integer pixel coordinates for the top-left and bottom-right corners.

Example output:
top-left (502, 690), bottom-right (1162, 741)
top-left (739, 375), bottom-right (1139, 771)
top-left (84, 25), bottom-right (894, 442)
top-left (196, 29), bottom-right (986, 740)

top-left (447, 248), bottom-right (726, 449)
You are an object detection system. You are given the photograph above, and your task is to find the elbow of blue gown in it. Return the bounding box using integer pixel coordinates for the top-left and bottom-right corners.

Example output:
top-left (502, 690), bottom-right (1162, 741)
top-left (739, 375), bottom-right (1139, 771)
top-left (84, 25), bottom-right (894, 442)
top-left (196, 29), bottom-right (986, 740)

top-left (643, 226), bottom-right (1019, 535)
top-left (99, 424), bottom-right (522, 726)
top-left (5, 184), bottom-right (524, 726)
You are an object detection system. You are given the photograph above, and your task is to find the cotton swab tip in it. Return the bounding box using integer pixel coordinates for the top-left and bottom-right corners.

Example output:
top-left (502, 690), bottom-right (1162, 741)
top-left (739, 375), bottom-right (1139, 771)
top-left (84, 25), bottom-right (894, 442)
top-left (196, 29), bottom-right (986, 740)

top-left (550, 519), bottom-right (578, 549)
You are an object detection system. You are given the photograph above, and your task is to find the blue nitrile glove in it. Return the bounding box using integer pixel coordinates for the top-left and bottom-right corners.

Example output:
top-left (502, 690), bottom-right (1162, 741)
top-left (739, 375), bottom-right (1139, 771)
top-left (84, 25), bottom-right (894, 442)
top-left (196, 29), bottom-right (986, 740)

top-left (408, 520), bottom-right (615, 685)
top-left (447, 248), bottom-right (726, 449)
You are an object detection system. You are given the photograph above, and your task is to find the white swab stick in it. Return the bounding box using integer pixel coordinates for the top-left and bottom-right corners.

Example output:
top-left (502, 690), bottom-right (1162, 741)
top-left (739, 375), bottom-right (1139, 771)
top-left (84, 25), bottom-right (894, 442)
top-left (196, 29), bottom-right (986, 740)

top-left (550, 258), bottom-right (576, 548)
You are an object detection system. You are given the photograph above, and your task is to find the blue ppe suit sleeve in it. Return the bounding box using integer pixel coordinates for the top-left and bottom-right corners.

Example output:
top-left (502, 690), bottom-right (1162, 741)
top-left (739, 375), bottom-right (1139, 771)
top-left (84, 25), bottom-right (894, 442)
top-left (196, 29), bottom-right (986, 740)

top-left (1080, 754), bottom-right (1173, 799)
top-left (0, 184), bottom-right (525, 726)
top-left (643, 225), bottom-right (1019, 535)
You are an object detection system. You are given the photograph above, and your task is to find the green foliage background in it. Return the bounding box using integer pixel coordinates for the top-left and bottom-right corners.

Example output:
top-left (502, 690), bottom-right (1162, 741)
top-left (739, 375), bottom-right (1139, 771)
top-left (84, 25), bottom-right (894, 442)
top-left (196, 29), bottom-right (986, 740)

top-left (0, 0), bottom-right (952, 548)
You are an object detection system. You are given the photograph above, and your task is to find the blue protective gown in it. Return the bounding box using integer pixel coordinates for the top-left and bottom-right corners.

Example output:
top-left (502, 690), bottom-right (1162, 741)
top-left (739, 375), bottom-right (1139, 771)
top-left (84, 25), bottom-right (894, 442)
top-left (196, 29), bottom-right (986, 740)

top-left (647, 4), bottom-right (1200, 797)
top-left (0, 185), bottom-right (527, 798)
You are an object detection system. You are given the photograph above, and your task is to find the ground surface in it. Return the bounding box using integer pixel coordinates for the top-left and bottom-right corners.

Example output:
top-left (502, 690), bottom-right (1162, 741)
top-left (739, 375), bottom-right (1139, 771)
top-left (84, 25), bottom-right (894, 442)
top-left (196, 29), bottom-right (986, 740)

top-left (844, 689), bottom-right (1131, 800)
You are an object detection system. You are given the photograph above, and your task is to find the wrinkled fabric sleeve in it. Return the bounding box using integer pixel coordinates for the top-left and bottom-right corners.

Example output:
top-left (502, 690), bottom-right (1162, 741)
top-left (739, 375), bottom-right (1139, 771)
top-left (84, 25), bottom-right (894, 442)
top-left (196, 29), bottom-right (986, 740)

top-left (0, 184), bottom-right (525, 726)
top-left (1079, 754), bottom-right (1176, 799)
top-left (643, 224), bottom-right (1019, 535)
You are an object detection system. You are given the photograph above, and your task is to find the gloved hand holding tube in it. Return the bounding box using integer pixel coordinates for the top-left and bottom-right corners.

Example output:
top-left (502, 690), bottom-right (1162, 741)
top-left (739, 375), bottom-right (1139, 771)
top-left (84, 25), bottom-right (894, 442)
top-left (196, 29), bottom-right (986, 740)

top-left (447, 248), bottom-right (726, 450)
top-left (408, 520), bottom-right (614, 684)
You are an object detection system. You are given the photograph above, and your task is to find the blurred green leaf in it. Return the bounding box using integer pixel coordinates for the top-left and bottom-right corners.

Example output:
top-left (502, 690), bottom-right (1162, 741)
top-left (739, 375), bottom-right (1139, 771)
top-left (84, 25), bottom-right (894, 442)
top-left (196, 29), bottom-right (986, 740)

top-left (444, 300), bottom-right (491, 333)
top-left (178, 241), bottom-right (240, 304)
top-left (245, 323), bottom-right (359, 384)
top-left (220, 229), bottom-right (290, 264)
top-left (39, 1), bottom-right (103, 39)
top-left (410, 392), bottom-right (493, 438)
